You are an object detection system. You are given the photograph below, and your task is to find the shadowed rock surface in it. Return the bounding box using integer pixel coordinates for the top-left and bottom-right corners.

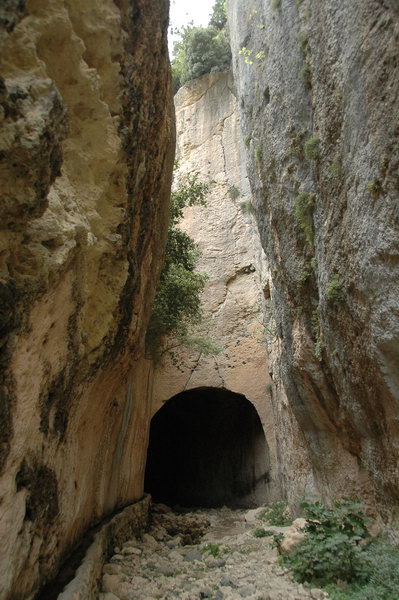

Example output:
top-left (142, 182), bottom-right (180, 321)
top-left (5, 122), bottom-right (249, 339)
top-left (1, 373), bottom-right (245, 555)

top-left (0, 1), bottom-right (174, 598)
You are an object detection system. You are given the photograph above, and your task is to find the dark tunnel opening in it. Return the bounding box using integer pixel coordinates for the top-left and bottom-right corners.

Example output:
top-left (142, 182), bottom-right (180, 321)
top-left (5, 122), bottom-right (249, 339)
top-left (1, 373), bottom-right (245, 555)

top-left (144, 387), bottom-right (271, 508)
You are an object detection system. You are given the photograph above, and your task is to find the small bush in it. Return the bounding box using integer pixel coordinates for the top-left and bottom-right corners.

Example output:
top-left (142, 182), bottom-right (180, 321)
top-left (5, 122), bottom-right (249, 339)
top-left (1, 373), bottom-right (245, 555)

top-left (283, 501), bottom-right (399, 599)
top-left (289, 129), bottom-right (307, 158)
top-left (271, 0), bottom-right (282, 10)
top-left (253, 527), bottom-right (274, 538)
top-left (253, 527), bottom-right (267, 537)
top-left (380, 155), bottom-right (389, 172)
top-left (367, 179), bottom-right (382, 196)
top-left (298, 31), bottom-right (310, 56)
top-left (261, 502), bottom-right (292, 526)
top-left (244, 133), bottom-right (252, 148)
top-left (324, 539), bottom-right (399, 599)
top-left (304, 136), bottom-right (320, 160)
top-left (203, 543), bottom-right (228, 557)
top-left (228, 184), bottom-right (240, 200)
top-left (299, 63), bottom-right (311, 88)
top-left (282, 500), bottom-right (370, 585)
top-left (299, 264), bottom-right (312, 284)
top-left (326, 275), bottom-right (344, 302)
top-left (256, 145), bottom-right (263, 163)
top-left (311, 310), bottom-right (322, 361)
top-left (294, 192), bottom-right (315, 248)
top-left (240, 200), bottom-right (255, 215)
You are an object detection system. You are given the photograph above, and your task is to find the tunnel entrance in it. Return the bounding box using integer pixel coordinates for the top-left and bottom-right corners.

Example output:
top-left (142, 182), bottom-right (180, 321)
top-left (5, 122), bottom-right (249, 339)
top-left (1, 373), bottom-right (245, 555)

top-left (144, 387), bottom-right (270, 508)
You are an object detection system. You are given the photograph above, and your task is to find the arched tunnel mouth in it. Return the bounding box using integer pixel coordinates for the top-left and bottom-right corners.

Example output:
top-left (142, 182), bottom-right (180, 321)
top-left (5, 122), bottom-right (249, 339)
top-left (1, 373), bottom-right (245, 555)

top-left (144, 387), bottom-right (271, 508)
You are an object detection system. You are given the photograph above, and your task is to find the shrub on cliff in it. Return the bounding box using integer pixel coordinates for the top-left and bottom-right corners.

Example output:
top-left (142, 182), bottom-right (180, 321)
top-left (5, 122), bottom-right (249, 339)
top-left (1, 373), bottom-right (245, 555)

top-left (172, 26), bottom-right (231, 91)
top-left (171, 1), bottom-right (230, 92)
top-left (146, 171), bottom-right (212, 359)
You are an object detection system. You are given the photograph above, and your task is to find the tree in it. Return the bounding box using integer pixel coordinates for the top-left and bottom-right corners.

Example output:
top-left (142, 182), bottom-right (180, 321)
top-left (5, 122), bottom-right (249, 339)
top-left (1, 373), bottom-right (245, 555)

top-left (146, 171), bottom-right (212, 359)
top-left (209, 0), bottom-right (227, 30)
top-left (171, 1), bottom-right (231, 92)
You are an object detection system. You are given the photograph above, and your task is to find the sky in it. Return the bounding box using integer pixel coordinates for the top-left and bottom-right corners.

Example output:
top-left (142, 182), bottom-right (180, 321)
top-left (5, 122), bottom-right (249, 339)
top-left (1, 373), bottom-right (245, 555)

top-left (169, 0), bottom-right (215, 55)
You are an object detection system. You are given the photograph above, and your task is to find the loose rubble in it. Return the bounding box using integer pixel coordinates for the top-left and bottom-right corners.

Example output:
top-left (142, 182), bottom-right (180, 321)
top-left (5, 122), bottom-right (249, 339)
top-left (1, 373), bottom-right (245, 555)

top-left (98, 505), bottom-right (328, 600)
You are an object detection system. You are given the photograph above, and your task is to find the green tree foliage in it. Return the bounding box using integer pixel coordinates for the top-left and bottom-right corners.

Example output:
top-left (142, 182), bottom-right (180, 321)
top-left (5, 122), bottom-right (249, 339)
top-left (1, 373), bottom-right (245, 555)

top-left (171, 1), bottom-right (231, 92)
top-left (146, 171), bottom-right (210, 358)
top-left (172, 26), bottom-right (231, 91)
top-left (209, 0), bottom-right (227, 29)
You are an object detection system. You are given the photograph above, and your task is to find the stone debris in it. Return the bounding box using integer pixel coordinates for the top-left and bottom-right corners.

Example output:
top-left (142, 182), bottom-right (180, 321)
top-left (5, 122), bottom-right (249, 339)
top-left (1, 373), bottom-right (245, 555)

top-left (98, 505), bottom-right (328, 600)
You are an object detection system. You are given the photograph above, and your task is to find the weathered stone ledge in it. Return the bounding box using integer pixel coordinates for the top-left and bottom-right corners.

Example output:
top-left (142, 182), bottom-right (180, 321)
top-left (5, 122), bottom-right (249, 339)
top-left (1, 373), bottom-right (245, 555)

top-left (57, 495), bottom-right (151, 600)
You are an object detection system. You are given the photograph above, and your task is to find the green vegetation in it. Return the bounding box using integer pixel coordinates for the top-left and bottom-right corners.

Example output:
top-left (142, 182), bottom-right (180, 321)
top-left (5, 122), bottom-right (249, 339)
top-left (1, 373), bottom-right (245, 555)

top-left (294, 192), bottom-right (316, 248)
top-left (380, 155), bottom-right (389, 172)
top-left (289, 128), bottom-right (307, 158)
top-left (311, 310), bottom-right (322, 361)
top-left (256, 145), bottom-right (263, 163)
top-left (261, 502), bottom-right (292, 526)
top-left (209, 0), bottom-right (227, 30)
top-left (239, 46), bottom-right (266, 65)
top-left (282, 500), bottom-right (369, 585)
top-left (146, 171), bottom-right (210, 358)
top-left (299, 63), bottom-right (311, 88)
top-left (304, 135), bottom-right (320, 160)
top-left (171, 1), bottom-right (230, 92)
top-left (244, 133), bottom-right (252, 148)
top-left (239, 47), bottom-right (254, 65)
top-left (326, 275), bottom-right (344, 302)
top-left (298, 31), bottom-right (310, 56)
top-left (299, 261), bottom-right (312, 284)
top-left (202, 543), bottom-right (228, 557)
top-left (240, 200), bottom-right (255, 215)
top-left (271, 0), bottom-right (282, 10)
top-left (325, 540), bottom-right (399, 600)
top-left (253, 527), bottom-right (274, 538)
top-left (228, 184), bottom-right (240, 200)
top-left (367, 179), bottom-right (382, 196)
top-left (280, 499), bottom-right (399, 599)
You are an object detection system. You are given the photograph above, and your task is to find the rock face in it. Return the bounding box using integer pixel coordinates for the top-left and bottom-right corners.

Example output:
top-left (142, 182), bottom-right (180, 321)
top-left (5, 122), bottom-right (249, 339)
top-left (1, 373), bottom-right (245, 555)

top-left (148, 72), bottom-right (281, 506)
top-left (0, 1), bottom-right (174, 598)
top-left (228, 0), bottom-right (399, 515)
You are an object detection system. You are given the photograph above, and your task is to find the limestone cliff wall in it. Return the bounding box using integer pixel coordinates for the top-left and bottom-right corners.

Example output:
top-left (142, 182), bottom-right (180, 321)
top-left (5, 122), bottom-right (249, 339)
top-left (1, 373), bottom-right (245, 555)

top-left (228, 0), bottom-right (399, 516)
top-left (150, 72), bottom-right (284, 504)
top-left (0, 1), bottom-right (174, 598)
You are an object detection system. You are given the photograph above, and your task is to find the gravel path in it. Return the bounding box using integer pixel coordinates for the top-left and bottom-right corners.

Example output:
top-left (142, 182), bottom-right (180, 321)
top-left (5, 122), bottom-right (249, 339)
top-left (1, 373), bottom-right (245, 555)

top-left (98, 505), bottom-right (328, 600)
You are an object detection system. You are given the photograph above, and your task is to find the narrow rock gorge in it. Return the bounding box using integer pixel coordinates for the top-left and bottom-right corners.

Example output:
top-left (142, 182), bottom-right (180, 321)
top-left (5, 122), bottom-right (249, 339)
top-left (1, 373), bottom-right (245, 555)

top-left (147, 72), bottom-right (280, 508)
top-left (0, 0), bottom-right (398, 599)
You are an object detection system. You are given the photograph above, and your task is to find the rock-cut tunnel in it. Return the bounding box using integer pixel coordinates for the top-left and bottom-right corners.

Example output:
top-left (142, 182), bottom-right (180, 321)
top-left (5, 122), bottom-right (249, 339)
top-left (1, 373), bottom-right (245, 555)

top-left (144, 387), bottom-right (270, 508)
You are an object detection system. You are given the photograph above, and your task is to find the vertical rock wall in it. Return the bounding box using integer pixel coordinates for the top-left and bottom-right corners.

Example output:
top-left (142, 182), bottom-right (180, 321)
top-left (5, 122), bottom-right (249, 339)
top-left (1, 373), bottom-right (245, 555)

top-left (228, 0), bottom-right (399, 515)
top-left (0, 1), bottom-right (174, 598)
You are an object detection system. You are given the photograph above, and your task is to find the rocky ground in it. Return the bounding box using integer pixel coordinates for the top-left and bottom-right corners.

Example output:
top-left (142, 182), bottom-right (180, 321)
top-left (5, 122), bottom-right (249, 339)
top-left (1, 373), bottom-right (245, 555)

top-left (98, 504), bottom-right (328, 600)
